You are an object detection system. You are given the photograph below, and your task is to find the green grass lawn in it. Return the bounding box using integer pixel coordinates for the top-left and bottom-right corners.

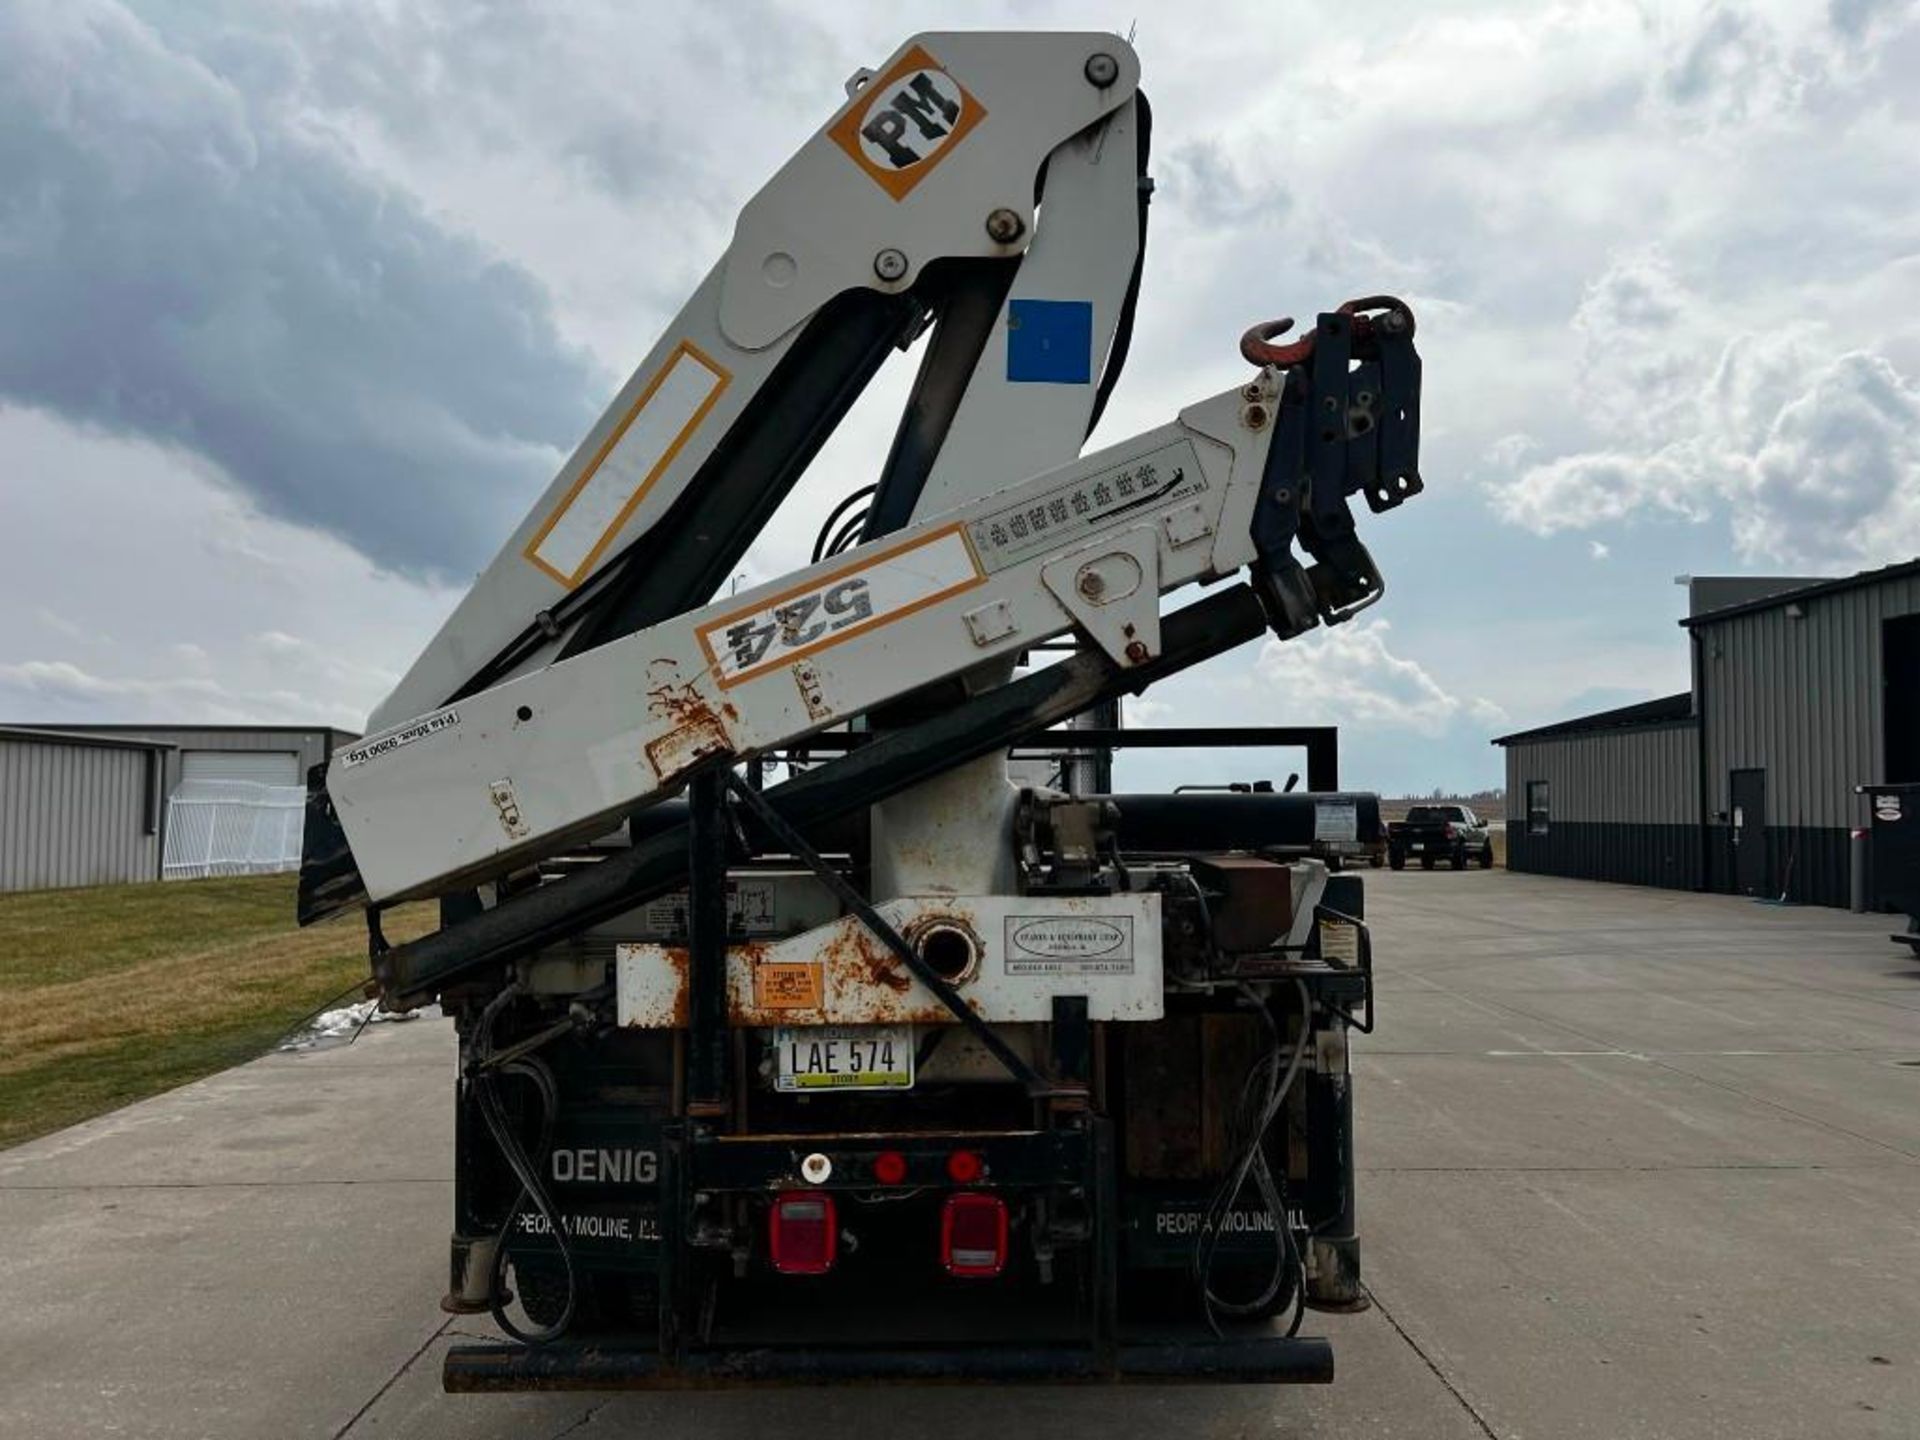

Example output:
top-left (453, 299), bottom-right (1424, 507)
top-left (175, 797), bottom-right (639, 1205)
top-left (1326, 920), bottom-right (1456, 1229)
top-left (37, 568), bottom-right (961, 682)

top-left (0, 875), bottom-right (430, 1150)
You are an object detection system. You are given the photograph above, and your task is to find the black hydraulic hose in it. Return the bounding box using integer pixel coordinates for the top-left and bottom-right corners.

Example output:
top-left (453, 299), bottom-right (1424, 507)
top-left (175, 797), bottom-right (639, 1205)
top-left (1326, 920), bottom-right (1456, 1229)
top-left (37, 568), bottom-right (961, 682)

top-left (812, 484), bottom-right (877, 564)
top-left (1086, 90), bottom-right (1153, 439)
top-left (479, 1056), bottom-right (575, 1346)
top-left (468, 985), bottom-right (576, 1346)
top-left (826, 508), bottom-right (869, 557)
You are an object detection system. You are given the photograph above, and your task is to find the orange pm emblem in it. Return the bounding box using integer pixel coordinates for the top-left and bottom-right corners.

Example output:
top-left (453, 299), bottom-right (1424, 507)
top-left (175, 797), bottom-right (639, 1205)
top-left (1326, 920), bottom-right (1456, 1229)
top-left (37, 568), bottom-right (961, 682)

top-left (828, 44), bottom-right (987, 200)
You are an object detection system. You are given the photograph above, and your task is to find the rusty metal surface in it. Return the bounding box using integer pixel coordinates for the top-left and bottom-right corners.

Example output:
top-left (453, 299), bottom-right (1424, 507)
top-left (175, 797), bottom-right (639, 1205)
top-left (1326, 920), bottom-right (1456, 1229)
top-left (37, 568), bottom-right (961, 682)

top-left (638, 668), bottom-right (740, 784)
top-left (616, 893), bottom-right (1164, 1028)
top-left (1189, 854), bottom-right (1302, 954)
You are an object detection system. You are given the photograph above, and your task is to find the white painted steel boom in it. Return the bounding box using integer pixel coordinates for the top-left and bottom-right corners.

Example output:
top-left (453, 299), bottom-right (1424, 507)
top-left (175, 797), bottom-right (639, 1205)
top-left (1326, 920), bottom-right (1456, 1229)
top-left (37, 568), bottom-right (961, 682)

top-left (308, 29), bottom-right (1423, 919)
top-left (330, 388), bottom-right (1275, 902)
top-left (368, 32), bottom-right (1143, 732)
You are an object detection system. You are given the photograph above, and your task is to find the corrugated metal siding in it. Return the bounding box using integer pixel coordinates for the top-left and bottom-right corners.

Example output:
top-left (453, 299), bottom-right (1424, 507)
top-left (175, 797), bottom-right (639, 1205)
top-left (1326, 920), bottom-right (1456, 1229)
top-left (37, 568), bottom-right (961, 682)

top-left (0, 737), bottom-right (159, 892)
top-left (59, 728), bottom-right (336, 797)
top-left (1506, 820), bottom-right (1703, 890)
top-left (1700, 574), bottom-right (1920, 830)
top-left (1502, 723), bottom-right (1700, 826)
top-left (180, 750), bottom-right (301, 785)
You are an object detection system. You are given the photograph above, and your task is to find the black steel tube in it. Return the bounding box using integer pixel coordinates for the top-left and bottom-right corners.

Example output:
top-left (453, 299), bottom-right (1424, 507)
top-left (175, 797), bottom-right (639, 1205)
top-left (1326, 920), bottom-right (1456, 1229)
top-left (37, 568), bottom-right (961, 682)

top-left (683, 769), bottom-right (730, 1117)
top-left (380, 585), bottom-right (1270, 1005)
top-left (1014, 726), bottom-right (1337, 791)
top-left (1100, 792), bottom-right (1382, 852)
top-left (443, 1336), bottom-right (1335, 1390)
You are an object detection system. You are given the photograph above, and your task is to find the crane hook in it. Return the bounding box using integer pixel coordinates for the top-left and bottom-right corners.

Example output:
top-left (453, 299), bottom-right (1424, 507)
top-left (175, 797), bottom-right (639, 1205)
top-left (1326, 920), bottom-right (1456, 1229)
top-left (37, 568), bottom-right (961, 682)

top-left (1240, 296), bottom-right (1417, 370)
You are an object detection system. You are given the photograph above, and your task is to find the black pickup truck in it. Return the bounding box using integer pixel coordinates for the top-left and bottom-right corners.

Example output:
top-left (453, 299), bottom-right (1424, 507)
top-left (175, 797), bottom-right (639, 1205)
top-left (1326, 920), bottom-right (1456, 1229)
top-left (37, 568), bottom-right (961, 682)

top-left (1387, 805), bottom-right (1495, 871)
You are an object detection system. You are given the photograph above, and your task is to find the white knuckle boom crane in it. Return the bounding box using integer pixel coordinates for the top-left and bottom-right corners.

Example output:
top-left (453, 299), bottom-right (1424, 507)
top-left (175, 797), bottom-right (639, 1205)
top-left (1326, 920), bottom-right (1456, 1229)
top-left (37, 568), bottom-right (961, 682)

top-left (298, 31), bottom-right (1424, 1389)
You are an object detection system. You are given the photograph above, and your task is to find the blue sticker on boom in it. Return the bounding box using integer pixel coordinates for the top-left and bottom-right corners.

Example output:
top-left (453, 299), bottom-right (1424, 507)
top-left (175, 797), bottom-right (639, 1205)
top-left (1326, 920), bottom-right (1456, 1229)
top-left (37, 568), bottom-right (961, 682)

top-left (1006, 299), bottom-right (1093, 384)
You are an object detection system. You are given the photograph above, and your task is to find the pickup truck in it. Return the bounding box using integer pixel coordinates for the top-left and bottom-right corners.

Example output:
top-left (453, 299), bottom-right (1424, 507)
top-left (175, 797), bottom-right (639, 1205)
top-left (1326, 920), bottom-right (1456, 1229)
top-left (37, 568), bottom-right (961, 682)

top-left (1388, 805), bottom-right (1495, 870)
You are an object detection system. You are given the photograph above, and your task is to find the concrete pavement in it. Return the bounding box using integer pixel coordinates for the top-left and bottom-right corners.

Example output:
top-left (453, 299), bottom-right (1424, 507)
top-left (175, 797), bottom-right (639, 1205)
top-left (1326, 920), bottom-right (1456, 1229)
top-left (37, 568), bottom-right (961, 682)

top-left (2, 868), bottom-right (1916, 1437)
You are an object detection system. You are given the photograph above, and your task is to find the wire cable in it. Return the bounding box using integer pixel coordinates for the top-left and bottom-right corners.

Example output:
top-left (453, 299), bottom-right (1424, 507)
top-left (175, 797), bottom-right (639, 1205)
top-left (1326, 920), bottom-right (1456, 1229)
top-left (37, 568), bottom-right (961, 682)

top-left (811, 484), bottom-right (877, 564)
top-left (468, 985), bottom-right (578, 1346)
top-left (1191, 978), bottom-right (1312, 1336)
top-left (825, 508), bottom-right (869, 557)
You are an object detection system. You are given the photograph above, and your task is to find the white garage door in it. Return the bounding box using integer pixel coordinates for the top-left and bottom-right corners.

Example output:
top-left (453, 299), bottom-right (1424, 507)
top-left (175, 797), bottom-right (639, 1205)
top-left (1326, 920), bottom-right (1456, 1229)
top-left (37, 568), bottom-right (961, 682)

top-left (180, 750), bottom-right (301, 785)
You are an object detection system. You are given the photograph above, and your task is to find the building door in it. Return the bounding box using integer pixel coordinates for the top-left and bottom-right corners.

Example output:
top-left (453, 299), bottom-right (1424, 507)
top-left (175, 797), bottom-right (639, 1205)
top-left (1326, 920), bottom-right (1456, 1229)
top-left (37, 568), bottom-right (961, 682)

top-left (1730, 768), bottom-right (1767, 896)
top-left (180, 750), bottom-right (300, 786)
top-left (1886, 615), bottom-right (1920, 783)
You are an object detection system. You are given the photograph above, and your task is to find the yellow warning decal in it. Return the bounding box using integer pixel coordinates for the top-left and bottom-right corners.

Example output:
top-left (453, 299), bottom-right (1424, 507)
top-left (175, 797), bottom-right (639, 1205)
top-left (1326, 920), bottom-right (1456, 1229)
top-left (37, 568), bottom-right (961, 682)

top-left (753, 962), bottom-right (824, 1011)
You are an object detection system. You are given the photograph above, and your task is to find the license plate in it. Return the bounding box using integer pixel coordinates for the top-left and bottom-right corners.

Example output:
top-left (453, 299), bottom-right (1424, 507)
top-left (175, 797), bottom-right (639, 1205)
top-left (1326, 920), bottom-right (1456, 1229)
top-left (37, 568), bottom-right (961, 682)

top-left (1410, 843), bottom-right (1425, 851)
top-left (773, 1025), bottom-right (914, 1092)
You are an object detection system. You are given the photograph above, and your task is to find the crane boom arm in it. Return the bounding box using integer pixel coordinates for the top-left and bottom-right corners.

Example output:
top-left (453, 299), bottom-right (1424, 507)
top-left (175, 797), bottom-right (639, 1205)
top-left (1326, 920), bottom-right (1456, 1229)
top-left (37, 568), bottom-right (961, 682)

top-left (318, 296), bottom-right (1421, 909)
top-left (368, 33), bottom-right (1144, 731)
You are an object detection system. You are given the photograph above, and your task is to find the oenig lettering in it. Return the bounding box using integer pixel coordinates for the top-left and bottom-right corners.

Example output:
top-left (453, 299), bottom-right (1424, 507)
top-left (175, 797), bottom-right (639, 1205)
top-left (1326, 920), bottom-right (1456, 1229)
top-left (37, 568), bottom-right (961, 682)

top-left (551, 1147), bottom-right (659, 1185)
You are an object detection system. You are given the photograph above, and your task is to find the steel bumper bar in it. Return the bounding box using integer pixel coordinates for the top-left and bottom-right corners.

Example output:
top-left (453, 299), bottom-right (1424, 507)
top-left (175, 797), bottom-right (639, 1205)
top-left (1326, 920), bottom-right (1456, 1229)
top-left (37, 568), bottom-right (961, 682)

top-left (443, 1335), bottom-right (1334, 1389)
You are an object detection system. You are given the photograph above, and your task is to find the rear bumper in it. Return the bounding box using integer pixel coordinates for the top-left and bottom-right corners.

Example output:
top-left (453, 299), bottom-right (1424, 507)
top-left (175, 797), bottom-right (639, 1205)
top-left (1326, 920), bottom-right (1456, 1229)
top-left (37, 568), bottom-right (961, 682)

top-left (443, 1334), bottom-right (1334, 1389)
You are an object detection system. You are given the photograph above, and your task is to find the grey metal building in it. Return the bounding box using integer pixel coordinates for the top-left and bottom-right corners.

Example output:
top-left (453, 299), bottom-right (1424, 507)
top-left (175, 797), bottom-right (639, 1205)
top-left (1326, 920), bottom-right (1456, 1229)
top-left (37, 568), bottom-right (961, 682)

top-left (1496, 559), bottom-right (1920, 908)
top-left (1495, 694), bottom-right (1702, 889)
top-left (0, 727), bottom-right (173, 892)
top-left (0, 724), bottom-right (359, 893)
top-left (29, 724), bottom-right (358, 796)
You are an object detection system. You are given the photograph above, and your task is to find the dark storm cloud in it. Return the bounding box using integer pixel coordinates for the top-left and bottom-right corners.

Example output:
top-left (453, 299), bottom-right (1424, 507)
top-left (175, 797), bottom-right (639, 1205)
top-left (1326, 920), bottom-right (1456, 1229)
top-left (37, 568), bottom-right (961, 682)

top-left (0, 1), bottom-right (604, 579)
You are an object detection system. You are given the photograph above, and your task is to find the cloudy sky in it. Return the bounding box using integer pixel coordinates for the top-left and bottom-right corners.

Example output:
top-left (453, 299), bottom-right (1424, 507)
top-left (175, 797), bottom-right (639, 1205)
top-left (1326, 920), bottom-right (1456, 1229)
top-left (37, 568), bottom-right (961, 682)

top-left (3, 0), bottom-right (1916, 796)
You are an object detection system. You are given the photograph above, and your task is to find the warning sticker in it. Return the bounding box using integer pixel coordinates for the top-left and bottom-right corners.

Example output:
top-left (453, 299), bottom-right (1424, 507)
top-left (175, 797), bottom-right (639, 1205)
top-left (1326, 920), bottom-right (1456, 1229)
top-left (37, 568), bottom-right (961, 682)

top-left (753, 962), bottom-right (824, 1011)
top-left (966, 441), bottom-right (1206, 572)
top-left (1318, 919), bottom-right (1360, 965)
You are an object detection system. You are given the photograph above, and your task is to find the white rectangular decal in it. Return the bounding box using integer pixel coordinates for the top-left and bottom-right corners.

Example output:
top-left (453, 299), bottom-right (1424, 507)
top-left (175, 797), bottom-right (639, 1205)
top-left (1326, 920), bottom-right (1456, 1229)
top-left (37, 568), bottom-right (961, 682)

top-left (966, 440), bottom-right (1206, 572)
top-left (697, 525), bottom-right (984, 688)
top-left (1004, 915), bottom-right (1135, 976)
top-left (639, 879), bottom-right (778, 937)
top-left (337, 709), bottom-right (459, 770)
top-left (527, 342), bottom-right (730, 587)
top-left (1314, 800), bottom-right (1358, 843)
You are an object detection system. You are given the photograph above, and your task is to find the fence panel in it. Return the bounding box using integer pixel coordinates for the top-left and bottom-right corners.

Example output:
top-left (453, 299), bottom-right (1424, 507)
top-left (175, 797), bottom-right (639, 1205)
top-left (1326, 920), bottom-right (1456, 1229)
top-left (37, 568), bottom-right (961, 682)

top-left (163, 780), bottom-right (306, 880)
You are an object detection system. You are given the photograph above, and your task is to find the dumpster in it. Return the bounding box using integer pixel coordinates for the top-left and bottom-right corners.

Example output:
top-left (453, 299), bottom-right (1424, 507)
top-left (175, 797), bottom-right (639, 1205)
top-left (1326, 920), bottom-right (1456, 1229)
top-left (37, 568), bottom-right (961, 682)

top-left (1858, 783), bottom-right (1920, 957)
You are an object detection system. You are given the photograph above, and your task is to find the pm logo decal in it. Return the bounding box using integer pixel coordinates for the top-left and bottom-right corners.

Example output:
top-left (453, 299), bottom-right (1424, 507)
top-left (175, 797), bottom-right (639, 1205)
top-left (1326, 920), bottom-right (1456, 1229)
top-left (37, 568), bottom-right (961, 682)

top-left (829, 45), bottom-right (987, 200)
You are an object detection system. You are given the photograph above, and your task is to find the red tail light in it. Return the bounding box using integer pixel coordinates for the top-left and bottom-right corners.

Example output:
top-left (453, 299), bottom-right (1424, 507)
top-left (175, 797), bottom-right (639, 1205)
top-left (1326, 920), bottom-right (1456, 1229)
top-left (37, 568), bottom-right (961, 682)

top-left (940, 1192), bottom-right (1009, 1278)
top-left (871, 1149), bottom-right (909, 1186)
top-left (1443, 823), bottom-right (1456, 839)
top-left (769, 1191), bottom-right (837, 1275)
